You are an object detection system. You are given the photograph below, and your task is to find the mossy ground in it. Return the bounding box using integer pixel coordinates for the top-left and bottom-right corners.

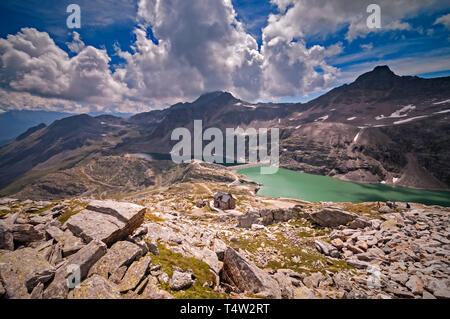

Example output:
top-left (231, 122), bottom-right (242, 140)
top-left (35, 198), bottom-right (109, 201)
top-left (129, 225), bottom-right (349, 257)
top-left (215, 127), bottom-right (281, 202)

top-left (343, 203), bottom-right (383, 219)
top-left (145, 210), bottom-right (166, 223)
top-left (227, 220), bottom-right (353, 275)
top-left (150, 243), bottom-right (227, 299)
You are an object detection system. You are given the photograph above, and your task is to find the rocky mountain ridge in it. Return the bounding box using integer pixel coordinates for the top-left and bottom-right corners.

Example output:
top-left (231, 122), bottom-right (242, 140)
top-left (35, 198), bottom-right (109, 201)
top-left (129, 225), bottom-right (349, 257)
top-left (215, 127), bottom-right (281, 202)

top-left (0, 66), bottom-right (449, 198)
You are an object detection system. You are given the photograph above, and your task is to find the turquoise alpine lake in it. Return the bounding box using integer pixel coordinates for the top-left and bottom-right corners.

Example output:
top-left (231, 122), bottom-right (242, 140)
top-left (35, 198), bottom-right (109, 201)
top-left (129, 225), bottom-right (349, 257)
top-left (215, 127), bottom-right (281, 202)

top-left (237, 166), bottom-right (450, 207)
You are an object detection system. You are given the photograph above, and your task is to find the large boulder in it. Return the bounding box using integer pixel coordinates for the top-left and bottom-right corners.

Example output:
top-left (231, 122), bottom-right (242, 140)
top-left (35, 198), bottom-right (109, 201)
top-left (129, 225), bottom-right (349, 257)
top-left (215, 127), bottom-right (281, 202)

top-left (0, 248), bottom-right (55, 298)
top-left (237, 211), bottom-right (261, 229)
top-left (221, 247), bottom-right (281, 298)
top-left (66, 200), bottom-right (146, 246)
top-left (88, 241), bottom-right (144, 279)
top-left (309, 207), bottom-right (358, 227)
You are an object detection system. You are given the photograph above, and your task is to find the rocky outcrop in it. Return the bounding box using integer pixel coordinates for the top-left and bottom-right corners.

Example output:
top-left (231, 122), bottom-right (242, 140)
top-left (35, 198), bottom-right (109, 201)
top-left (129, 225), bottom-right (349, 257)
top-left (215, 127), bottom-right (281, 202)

top-left (45, 226), bottom-right (85, 257)
top-left (309, 207), bottom-right (358, 227)
top-left (314, 208), bottom-right (450, 299)
top-left (11, 224), bottom-right (45, 245)
top-left (0, 248), bottom-right (55, 298)
top-left (43, 240), bottom-right (107, 299)
top-left (88, 241), bottom-right (144, 279)
top-left (237, 208), bottom-right (295, 228)
top-left (221, 247), bottom-right (281, 298)
top-left (66, 200), bottom-right (146, 246)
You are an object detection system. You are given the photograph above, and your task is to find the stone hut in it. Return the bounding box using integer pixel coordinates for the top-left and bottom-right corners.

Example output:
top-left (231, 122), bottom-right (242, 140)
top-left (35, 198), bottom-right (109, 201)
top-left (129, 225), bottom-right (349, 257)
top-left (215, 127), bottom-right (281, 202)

top-left (213, 192), bottom-right (236, 210)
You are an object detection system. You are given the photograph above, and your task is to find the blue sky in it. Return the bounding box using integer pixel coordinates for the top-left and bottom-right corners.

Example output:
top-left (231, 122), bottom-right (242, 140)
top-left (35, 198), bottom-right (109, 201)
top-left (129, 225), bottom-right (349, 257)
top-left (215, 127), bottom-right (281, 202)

top-left (0, 0), bottom-right (449, 112)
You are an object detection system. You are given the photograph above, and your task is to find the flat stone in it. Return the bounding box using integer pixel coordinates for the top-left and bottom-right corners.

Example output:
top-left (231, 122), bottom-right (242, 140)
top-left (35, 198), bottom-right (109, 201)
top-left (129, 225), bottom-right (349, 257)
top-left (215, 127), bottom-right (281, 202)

top-left (88, 241), bottom-right (143, 278)
top-left (309, 207), bottom-right (357, 227)
top-left (119, 256), bottom-right (151, 292)
top-left (221, 247), bottom-right (281, 298)
top-left (68, 275), bottom-right (121, 299)
top-left (66, 200), bottom-right (145, 246)
top-left (346, 258), bottom-right (370, 269)
top-left (0, 248), bottom-right (55, 298)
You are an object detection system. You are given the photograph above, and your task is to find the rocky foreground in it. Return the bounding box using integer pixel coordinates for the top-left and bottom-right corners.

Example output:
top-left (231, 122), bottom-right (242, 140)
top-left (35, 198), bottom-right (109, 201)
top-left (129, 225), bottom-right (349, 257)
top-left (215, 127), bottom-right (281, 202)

top-left (0, 193), bottom-right (449, 299)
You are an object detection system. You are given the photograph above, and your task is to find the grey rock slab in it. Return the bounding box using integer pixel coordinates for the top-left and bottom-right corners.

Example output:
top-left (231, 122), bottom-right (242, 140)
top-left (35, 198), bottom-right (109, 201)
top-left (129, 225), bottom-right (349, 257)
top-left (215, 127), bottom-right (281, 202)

top-left (88, 240), bottom-right (143, 278)
top-left (45, 226), bottom-right (85, 257)
top-left (221, 247), bottom-right (281, 299)
top-left (309, 207), bottom-right (357, 227)
top-left (119, 256), bottom-right (152, 292)
top-left (42, 240), bottom-right (107, 299)
top-left (66, 200), bottom-right (146, 246)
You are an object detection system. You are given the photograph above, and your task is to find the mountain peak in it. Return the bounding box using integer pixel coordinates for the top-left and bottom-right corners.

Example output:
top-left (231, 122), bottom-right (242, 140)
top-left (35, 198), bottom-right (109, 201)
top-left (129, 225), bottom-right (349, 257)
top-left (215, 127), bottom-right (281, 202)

top-left (193, 91), bottom-right (236, 105)
top-left (353, 65), bottom-right (399, 89)
top-left (372, 65), bottom-right (394, 74)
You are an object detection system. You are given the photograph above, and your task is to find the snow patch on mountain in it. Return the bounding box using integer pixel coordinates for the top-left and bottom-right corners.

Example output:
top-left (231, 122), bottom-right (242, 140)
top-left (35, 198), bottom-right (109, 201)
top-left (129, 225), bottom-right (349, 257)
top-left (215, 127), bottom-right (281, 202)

top-left (434, 109), bottom-right (450, 114)
top-left (315, 115), bottom-right (329, 122)
top-left (433, 99), bottom-right (450, 105)
top-left (394, 115), bottom-right (428, 125)
top-left (235, 102), bottom-right (256, 109)
top-left (376, 105), bottom-right (416, 121)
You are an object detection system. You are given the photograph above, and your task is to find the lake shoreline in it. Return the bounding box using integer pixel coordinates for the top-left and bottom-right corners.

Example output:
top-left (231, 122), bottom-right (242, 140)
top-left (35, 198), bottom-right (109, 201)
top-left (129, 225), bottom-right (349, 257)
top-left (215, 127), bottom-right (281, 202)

top-left (231, 164), bottom-right (450, 192)
top-left (236, 165), bottom-right (450, 207)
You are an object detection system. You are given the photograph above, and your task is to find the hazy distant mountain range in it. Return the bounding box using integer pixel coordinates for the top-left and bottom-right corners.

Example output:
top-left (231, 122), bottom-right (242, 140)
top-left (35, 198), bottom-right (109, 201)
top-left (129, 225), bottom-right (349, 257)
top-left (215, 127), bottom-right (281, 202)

top-left (0, 66), bottom-right (449, 199)
top-left (0, 110), bottom-right (134, 146)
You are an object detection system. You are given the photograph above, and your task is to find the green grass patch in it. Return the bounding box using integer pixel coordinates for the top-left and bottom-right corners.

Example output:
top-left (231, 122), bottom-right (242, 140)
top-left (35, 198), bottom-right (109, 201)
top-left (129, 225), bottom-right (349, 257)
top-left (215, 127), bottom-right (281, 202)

top-left (57, 200), bottom-right (87, 224)
top-left (228, 232), bottom-right (353, 275)
top-left (151, 243), bottom-right (227, 299)
top-left (145, 211), bottom-right (166, 223)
